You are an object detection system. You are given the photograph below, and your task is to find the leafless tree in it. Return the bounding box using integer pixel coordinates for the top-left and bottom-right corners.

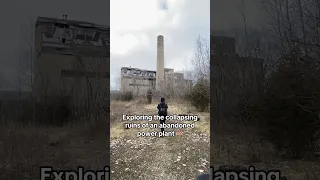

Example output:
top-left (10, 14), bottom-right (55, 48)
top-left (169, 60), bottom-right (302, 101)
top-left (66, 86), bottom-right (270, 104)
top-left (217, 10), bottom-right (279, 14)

top-left (74, 54), bottom-right (109, 123)
top-left (192, 35), bottom-right (210, 82)
top-left (262, 0), bottom-right (320, 59)
top-left (17, 18), bottom-right (35, 97)
top-left (260, 0), bottom-right (320, 115)
top-left (186, 35), bottom-right (211, 111)
top-left (115, 74), bottom-right (121, 91)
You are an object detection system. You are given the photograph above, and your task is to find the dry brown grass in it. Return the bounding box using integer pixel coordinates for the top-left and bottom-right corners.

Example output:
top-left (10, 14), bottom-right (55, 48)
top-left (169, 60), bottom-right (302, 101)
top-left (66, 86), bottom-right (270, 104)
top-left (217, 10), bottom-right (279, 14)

top-left (0, 118), bottom-right (109, 179)
top-left (110, 99), bottom-right (210, 180)
top-left (211, 119), bottom-right (320, 180)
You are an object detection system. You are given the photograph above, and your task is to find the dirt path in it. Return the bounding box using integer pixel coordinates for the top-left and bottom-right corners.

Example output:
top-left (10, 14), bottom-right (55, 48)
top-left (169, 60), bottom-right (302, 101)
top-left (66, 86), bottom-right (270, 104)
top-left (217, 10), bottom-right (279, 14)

top-left (110, 100), bottom-right (210, 180)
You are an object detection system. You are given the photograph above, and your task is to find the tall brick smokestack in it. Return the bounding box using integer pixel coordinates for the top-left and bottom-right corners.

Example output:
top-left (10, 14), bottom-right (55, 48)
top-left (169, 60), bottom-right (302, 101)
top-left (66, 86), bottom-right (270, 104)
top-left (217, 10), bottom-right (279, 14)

top-left (156, 35), bottom-right (164, 91)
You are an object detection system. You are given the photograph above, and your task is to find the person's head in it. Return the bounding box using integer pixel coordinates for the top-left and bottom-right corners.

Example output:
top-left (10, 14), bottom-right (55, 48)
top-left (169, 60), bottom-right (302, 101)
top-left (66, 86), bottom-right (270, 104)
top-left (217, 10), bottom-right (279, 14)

top-left (161, 97), bottom-right (165, 103)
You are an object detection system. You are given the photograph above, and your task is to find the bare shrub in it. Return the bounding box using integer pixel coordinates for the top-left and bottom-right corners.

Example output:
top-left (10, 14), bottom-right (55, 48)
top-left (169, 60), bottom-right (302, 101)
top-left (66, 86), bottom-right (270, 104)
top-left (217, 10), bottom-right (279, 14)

top-left (243, 54), bottom-right (320, 157)
top-left (187, 36), bottom-right (210, 111)
top-left (118, 92), bottom-right (133, 101)
top-left (187, 77), bottom-right (210, 112)
top-left (146, 88), bottom-right (152, 104)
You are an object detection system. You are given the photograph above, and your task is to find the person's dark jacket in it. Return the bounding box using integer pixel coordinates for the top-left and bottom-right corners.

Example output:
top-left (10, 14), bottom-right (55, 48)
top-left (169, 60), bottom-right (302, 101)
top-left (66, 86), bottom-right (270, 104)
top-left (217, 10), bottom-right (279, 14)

top-left (157, 102), bottom-right (168, 116)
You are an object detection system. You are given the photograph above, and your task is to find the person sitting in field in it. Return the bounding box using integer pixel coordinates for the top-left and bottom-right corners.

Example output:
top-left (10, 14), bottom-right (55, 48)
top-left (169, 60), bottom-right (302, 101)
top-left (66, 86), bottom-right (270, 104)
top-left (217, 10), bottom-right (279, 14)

top-left (157, 97), bottom-right (168, 134)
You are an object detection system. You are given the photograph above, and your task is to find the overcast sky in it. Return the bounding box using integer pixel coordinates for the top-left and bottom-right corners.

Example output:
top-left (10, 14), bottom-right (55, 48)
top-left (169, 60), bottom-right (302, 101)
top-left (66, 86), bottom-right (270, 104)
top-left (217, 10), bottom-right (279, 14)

top-left (110, 0), bottom-right (210, 90)
top-left (0, 0), bottom-right (110, 91)
top-left (211, 0), bottom-right (265, 32)
top-left (0, 0), bottom-right (265, 91)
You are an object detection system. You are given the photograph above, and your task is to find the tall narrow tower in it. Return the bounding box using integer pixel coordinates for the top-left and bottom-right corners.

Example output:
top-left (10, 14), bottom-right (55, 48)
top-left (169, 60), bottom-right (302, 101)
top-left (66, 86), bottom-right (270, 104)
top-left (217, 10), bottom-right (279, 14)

top-left (156, 35), bottom-right (165, 91)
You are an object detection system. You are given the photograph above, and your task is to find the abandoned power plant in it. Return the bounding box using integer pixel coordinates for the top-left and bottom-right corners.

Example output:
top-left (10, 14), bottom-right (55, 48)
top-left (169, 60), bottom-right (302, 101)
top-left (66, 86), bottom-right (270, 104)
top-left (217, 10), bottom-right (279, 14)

top-left (211, 35), bottom-right (264, 116)
top-left (33, 15), bottom-right (110, 107)
top-left (120, 35), bottom-right (192, 96)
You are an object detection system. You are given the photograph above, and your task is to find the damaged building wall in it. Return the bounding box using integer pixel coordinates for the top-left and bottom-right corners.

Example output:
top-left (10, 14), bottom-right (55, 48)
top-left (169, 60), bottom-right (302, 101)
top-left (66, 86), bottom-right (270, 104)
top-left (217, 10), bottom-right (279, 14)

top-left (120, 67), bottom-right (192, 97)
top-left (33, 54), bottom-right (109, 105)
top-left (211, 36), bottom-right (264, 116)
top-left (35, 18), bottom-right (109, 58)
top-left (119, 35), bottom-right (192, 97)
top-left (120, 67), bottom-right (156, 96)
top-left (33, 17), bottom-right (109, 107)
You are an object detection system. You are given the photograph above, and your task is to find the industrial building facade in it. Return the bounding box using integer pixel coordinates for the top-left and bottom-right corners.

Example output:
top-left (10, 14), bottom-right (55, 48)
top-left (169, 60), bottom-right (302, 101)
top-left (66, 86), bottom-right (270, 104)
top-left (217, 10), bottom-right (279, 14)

top-left (33, 16), bottom-right (110, 107)
top-left (120, 35), bottom-right (192, 97)
top-left (120, 67), bottom-right (192, 97)
top-left (211, 35), bottom-right (264, 116)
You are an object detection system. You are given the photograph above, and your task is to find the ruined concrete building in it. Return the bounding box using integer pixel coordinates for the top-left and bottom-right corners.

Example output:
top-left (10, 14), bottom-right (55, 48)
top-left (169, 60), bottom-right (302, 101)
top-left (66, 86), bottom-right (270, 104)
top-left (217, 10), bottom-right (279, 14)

top-left (211, 36), bottom-right (236, 56)
top-left (33, 16), bottom-right (109, 107)
top-left (120, 35), bottom-right (192, 96)
top-left (211, 36), bottom-right (264, 115)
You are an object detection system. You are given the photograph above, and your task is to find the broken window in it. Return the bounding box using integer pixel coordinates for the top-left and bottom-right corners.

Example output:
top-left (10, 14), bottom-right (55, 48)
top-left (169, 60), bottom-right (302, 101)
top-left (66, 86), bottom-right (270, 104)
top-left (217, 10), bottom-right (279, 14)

top-left (44, 26), bottom-right (56, 38)
top-left (74, 30), bottom-right (96, 41)
top-left (93, 32), bottom-right (101, 41)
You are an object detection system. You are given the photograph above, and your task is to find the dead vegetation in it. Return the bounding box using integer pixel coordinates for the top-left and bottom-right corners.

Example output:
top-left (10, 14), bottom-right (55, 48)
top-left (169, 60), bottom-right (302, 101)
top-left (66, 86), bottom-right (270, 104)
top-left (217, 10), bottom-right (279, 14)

top-left (210, 0), bottom-right (320, 179)
top-left (0, 115), bottom-right (109, 179)
top-left (110, 99), bottom-right (210, 180)
top-left (0, 59), bottom-right (110, 179)
top-left (211, 118), bottom-right (320, 179)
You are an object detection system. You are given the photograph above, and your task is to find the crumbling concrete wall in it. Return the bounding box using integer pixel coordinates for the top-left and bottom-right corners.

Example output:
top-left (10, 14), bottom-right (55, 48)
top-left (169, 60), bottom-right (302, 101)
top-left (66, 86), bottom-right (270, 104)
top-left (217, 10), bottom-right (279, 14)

top-left (120, 67), bottom-right (156, 96)
top-left (33, 17), bottom-right (110, 108)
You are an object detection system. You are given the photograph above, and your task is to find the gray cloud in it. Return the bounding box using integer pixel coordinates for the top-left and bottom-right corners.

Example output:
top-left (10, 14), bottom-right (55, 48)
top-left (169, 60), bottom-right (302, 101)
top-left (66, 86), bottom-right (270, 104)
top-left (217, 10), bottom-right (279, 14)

top-left (0, 0), bottom-right (266, 91)
top-left (211, 0), bottom-right (265, 32)
top-left (110, 0), bottom-right (210, 90)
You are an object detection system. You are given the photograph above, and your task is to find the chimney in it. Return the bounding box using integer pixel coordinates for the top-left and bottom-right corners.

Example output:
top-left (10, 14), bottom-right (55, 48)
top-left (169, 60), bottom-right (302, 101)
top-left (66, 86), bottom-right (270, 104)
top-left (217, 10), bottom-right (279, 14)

top-left (156, 35), bottom-right (165, 91)
top-left (61, 14), bottom-right (68, 43)
top-left (62, 14), bottom-right (68, 20)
